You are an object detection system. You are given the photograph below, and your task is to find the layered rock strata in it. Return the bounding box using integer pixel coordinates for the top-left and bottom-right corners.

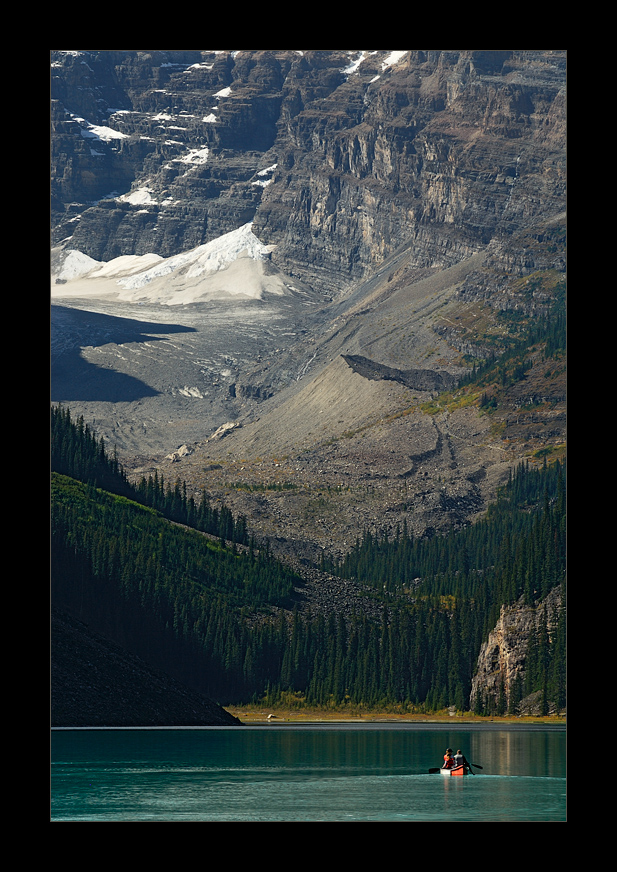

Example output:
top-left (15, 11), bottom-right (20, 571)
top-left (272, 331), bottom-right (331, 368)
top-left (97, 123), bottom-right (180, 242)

top-left (51, 50), bottom-right (566, 296)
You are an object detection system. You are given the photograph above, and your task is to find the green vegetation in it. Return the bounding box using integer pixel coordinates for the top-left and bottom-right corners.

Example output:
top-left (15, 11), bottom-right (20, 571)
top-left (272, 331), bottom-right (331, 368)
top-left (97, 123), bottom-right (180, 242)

top-left (227, 481), bottom-right (299, 492)
top-left (51, 405), bottom-right (250, 545)
top-left (457, 277), bottom-right (566, 393)
top-left (325, 459), bottom-right (565, 611)
top-left (51, 471), bottom-right (300, 701)
top-left (322, 458), bottom-right (566, 714)
top-left (421, 275), bottom-right (566, 419)
top-left (51, 405), bottom-right (565, 715)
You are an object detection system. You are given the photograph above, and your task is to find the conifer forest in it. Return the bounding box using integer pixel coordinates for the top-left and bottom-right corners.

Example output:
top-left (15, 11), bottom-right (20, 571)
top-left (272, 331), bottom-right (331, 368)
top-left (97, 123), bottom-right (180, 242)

top-left (51, 404), bottom-right (566, 715)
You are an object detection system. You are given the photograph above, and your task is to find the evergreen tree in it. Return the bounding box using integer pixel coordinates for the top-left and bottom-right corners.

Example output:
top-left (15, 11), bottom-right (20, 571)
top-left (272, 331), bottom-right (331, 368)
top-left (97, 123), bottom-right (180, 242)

top-left (52, 404), bottom-right (565, 714)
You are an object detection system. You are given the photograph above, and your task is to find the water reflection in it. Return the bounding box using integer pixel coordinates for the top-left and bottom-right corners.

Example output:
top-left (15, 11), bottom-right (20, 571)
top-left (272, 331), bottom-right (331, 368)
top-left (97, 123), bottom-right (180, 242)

top-left (467, 730), bottom-right (564, 778)
top-left (51, 727), bottom-right (566, 821)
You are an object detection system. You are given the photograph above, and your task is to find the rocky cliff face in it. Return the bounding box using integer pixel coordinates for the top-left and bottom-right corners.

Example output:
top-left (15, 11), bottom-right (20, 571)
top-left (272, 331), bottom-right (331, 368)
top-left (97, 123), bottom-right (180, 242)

top-left (470, 585), bottom-right (564, 715)
top-left (51, 50), bottom-right (566, 295)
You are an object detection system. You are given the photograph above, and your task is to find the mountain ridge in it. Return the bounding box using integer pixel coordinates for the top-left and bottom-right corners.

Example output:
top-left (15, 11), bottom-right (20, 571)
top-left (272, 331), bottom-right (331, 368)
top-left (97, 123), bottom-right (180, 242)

top-left (50, 50), bottom-right (566, 719)
top-left (52, 50), bottom-right (565, 281)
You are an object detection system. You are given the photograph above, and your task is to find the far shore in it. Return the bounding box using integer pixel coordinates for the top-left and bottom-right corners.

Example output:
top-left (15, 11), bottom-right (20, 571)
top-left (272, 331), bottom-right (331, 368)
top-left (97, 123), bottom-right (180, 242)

top-left (225, 707), bottom-right (566, 727)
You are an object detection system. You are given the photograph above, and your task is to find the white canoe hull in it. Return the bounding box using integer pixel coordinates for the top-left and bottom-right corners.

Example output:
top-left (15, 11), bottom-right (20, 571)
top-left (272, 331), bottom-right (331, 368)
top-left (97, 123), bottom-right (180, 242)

top-left (440, 765), bottom-right (467, 777)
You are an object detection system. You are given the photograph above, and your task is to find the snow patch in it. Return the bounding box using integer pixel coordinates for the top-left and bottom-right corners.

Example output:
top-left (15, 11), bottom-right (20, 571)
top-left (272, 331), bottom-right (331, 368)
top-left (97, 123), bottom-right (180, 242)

top-left (118, 187), bottom-right (158, 206)
top-left (253, 163), bottom-right (277, 187)
top-left (382, 51), bottom-right (407, 69)
top-left (342, 50), bottom-right (407, 78)
top-left (117, 223), bottom-right (273, 290)
top-left (342, 51), bottom-right (373, 76)
top-left (176, 146), bottom-right (210, 166)
top-left (51, 223), bottom-right (291, 306)
top-left (71, 113), bottom-right (127, 143)
top-left (54, 250), bottom-right (100, 281)
top-left (86, 253), bottom-right (165, 279)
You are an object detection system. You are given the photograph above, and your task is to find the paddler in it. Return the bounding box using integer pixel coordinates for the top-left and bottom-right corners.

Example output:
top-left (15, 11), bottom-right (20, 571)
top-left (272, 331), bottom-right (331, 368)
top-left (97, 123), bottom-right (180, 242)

top-left (454, 749), bottom-right (471, 773)
top-left (443, 748), bottom-right (455, 769)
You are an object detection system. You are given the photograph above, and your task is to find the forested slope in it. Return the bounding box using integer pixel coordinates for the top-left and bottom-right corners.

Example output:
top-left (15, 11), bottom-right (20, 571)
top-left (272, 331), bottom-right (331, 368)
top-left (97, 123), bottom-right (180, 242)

top-left (51, 406), bottom-right (565, 715)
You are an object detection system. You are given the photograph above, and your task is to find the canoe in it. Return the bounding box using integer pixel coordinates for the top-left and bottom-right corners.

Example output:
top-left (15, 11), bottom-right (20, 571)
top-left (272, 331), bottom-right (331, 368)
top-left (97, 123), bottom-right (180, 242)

top-left (440, 764), bottom-right (467, 777)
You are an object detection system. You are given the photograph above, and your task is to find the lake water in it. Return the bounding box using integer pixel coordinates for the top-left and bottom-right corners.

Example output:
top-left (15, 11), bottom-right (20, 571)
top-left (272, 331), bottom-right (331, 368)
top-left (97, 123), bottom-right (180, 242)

top-left (51, 724), bottom-right (566, 822)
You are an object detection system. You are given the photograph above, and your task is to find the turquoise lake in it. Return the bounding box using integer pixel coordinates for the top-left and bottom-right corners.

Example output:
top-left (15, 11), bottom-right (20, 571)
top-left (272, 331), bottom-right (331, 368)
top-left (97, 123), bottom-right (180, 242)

top-left (51, 723), bottom-right (566, 822)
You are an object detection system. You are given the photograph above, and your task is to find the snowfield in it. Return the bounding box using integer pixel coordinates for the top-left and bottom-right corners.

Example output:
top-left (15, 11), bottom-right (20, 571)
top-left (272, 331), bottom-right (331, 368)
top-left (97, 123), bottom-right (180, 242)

top-left (50, 223), bottom-right (298, 306)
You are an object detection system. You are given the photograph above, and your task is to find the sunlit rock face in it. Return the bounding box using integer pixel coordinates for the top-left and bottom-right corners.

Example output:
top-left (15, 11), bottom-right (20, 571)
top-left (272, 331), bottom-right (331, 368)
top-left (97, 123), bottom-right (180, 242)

top-left (51, 50), bottom-right (566, 296)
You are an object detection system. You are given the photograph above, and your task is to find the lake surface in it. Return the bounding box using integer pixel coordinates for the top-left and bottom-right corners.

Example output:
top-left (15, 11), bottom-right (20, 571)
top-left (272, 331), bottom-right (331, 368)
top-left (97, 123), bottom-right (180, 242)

top-left (51, 724), bottom-right (566, 822)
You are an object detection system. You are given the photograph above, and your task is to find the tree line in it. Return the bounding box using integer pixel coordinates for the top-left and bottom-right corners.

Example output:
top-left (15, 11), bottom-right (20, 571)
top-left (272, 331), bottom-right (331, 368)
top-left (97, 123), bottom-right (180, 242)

top-left (51, 405), bottom-right (249, 545)
top-left (321, 458), bottom-right (566, 713)
top-left (323, 459), bottom-right (565, 613)
top-left (51, 405), bottom-right (565, 714)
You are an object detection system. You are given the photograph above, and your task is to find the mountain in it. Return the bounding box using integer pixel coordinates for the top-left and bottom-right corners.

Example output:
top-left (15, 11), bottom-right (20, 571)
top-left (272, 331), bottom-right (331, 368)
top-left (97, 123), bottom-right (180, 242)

top-left (50, 50), bottom-right (566, 718)
top-left (51, 50), bottom-right (565, 288)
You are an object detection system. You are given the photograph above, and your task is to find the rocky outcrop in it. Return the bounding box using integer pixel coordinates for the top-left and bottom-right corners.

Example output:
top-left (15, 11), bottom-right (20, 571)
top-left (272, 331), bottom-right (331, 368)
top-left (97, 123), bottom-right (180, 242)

top-left (230, 383), bottom-right (274, 401)
top-left (209, 421), bottom-right (242, 440)
top-left (166, 444), bottom-right (193, 462)
top-left (50, 49), bottom-right (280, 259)
top-left (342, 353), bottom-right (457, 392)
top-left (470, 585), bottom-right (564, 715)
top-left (51, 50), bottom-right (566, 296)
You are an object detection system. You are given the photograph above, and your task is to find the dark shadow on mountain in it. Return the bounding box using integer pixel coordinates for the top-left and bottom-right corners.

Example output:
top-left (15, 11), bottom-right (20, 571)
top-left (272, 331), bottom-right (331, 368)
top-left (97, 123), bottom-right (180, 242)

top-left (51, 350), bottom-right (162, 403)
top-left (50, 305), bottom-right (196, 403)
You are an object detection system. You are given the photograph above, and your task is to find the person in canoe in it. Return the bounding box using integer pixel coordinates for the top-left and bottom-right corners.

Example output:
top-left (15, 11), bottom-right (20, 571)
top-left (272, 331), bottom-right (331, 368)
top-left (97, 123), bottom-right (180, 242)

top-left (442, 748), bottom-right (455, 769)
top-left (454, 749), bottom-right (471, 773)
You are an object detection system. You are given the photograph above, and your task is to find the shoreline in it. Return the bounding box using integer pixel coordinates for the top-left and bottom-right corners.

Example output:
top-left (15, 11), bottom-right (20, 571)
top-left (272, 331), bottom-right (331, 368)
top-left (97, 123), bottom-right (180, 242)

top-left (51, 712), bottom-right (567, 730)
top-left (226, 708), bottom-right (566, 727)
